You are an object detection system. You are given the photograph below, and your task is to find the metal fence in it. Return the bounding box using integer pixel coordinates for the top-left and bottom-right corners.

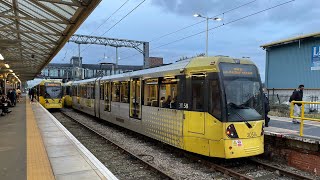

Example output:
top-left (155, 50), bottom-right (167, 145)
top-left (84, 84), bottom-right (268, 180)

top-left (267, 94), bottom-right (320, 113)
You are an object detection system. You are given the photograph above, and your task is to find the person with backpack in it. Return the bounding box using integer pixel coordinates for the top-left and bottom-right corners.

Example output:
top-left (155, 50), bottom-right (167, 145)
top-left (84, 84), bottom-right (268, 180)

top-left (263, 88), bottom-right (270, 127)
top-left (289, 84), bottom-right (304, 124)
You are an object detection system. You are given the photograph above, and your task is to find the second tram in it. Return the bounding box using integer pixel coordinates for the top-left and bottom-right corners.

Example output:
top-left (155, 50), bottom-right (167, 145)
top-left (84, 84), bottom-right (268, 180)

top-left (36, 80), bottom-right (63, 109)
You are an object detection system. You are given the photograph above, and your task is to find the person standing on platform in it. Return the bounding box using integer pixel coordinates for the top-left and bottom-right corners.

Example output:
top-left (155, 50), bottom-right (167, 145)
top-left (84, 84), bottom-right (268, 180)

top-left (289, 84), bottom-right (304, 124)
top-left (263, 88), bottom-right (270, 127)
top-left (30, 88), bottom-right (35, 102)
top-left (16, 88), bottom-right (21, 102)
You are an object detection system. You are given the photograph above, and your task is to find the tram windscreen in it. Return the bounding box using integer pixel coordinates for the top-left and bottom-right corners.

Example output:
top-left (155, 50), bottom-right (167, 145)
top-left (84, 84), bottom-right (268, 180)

top-left (45, 83), bottom-right (62, 99)
top-left (220, 63), bottom-right (263, 122)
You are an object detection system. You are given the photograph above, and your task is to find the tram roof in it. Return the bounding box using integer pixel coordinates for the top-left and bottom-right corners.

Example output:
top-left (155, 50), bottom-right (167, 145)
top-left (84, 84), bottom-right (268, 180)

top-left (0, 0), bottom-right (101, 82)
top-left (71, 56), bottom-right (255, 85)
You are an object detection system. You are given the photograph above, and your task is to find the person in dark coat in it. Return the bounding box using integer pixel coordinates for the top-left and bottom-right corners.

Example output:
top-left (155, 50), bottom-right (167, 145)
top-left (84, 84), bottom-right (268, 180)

top-left (289, 84), bottom-right (304, 124)
top-left (264, 90), bottom-right (270, 127)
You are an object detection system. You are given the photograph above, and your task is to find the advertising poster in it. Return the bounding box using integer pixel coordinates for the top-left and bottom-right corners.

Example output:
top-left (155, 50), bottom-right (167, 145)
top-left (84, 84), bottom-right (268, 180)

top-left (311, 46), bottom-right (320, 70)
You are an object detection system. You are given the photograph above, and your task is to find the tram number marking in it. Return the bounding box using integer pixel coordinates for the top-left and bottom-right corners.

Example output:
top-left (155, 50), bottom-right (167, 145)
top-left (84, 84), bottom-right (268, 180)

top-left (179, 103), bottom-right (189, 109)
top-left (247, 132), bottom-right (257, 138)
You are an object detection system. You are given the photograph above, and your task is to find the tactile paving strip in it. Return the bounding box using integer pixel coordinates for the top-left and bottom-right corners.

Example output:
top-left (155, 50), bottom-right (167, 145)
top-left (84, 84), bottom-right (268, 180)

top-left (26, 100), bottom-right (55, 180)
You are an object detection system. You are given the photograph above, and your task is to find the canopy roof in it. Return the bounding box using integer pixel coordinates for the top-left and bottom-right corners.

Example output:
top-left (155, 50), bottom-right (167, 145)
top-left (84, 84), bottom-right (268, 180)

top-left (0, 0), bottom-right (101, 81)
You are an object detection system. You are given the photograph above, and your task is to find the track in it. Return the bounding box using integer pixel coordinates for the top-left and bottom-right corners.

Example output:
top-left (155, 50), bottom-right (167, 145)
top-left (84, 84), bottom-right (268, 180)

top-left (53, 109), bottom-right (318, 180)
top-left (53, 111), bottom-right (175, 180)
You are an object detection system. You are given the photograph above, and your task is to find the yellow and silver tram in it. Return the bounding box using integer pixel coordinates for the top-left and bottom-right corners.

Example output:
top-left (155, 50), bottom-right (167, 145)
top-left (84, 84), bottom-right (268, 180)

top-left (36, 79), bottom-right (63, 109)
top-left (71, 56), bottom-right (265, 159)
top-left (62, 81), bottom-right (73, 107)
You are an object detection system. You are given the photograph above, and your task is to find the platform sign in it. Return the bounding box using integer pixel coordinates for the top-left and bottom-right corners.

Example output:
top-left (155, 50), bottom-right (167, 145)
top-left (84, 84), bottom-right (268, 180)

top-left (311, 46), bottom-right (320, 70)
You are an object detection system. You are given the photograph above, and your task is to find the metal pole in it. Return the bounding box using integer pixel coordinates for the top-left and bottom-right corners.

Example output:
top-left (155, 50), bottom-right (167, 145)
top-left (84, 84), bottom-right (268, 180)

top-left (206, 17), bottom-right (209, 57)
top-left (112, 64), bottom-right (114, 75)
top-left (116, 47), bottom-right (118, 69)
top-left (78, 44), bottom-right (81, 66)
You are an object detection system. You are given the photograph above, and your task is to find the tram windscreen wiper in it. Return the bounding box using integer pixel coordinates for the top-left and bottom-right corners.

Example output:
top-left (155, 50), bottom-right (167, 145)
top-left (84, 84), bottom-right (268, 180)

top-left (228, 103), bottom-right (253, 128)
top-left (227, 103), bottom-right (249, 109)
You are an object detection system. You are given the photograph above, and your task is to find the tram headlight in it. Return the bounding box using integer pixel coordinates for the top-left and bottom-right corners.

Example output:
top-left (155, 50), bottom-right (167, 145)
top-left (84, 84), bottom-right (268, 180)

top-left (226, 124), bottom-right (239, 138)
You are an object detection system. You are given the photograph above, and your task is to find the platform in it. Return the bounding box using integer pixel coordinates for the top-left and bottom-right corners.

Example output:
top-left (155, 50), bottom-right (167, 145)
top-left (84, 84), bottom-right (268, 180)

top-left (265, 115), bottom-right (320, 143)
top-left (0, 95), bottom-right (117, 180)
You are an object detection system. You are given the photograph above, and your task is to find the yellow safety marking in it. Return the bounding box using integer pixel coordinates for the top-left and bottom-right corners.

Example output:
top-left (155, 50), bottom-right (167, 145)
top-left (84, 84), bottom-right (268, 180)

top-left (27, 99), bottom-right (55, 180)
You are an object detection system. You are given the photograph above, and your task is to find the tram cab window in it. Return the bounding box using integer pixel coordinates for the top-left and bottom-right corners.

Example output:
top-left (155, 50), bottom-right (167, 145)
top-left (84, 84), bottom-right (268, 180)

top-left (100, 83), bottom-right (104, 100)
top-left (191, 74), bottom-right (205, 111)
top-left (120, 82), bottom-right (129, 103)
top-left (208, 80), bottom-right (221, 119)
top-left (112, 82), bottom-right (120, 102)
top-left (144, 78), bottom-right (158, 107)
top-left (159, 77), bottom-right (178, 109)
top-left (40, 85), bottom-right (45, 96)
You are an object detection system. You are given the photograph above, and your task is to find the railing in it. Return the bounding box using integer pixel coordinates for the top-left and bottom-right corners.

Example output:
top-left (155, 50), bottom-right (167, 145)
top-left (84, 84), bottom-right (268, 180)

top-left (290, 101), bottom-right (320, 136)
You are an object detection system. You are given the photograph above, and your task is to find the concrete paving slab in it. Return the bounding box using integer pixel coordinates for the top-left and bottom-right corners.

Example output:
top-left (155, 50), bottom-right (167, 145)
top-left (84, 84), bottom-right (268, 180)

top-left (47, 145), bottom-right (79, 158)
top-left (55, 170), bottom-right (102, 180)
top-left (43, 136), bottom-right (71, 147)
top-left (50, 155), bottom-right (93, 175)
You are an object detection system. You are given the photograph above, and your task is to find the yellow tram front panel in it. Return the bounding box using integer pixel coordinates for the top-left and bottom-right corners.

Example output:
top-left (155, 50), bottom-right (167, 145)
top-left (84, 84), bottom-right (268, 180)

top-left (39, 96), bottom-right (63, 109)
top-left (182, 111), bottom-right (264, 158)
top-left (64, 95), bottom-right (73, 107)
top-left (222, 121), bottom-right (264, 158)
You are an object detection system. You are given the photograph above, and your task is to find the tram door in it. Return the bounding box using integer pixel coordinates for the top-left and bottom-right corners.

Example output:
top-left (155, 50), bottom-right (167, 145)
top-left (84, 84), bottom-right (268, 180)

top-left (130, 78), bottom-right (141, 119)
top-left (188, 74), bottom-right (206, 134)
top-left (104, 82), bottom-right (111, 112)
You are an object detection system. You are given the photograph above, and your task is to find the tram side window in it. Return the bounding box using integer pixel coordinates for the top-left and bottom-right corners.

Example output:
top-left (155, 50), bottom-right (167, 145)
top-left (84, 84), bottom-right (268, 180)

top-left (191, 75), bottom-right (205, 111)
top-left (159, 78), bottom-right (178, 109)
top-left (81, 85), bottom-right (87, 98)
top-left (88, 84), bottom-right (94, 99)
top-left (120, 82), bottom-right (129, 103)
top-left (112, 82), bottom-right (120, 102)
top-left (144, 79), bottom-right (158, 107)
top-left (100, 83), bottom-right (104, 100)
top-left (208, 80), bottom-right (221, 119)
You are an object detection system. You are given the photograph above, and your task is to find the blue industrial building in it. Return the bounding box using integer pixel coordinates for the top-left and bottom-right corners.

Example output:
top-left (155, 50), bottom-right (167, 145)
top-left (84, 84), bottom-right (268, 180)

top-left (261, 32), bottom-right (320, 101)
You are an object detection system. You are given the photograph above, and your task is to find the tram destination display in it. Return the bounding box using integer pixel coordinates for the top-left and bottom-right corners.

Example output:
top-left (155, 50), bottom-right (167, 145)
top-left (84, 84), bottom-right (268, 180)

top-left (220, 63), bottom-right (258, 78)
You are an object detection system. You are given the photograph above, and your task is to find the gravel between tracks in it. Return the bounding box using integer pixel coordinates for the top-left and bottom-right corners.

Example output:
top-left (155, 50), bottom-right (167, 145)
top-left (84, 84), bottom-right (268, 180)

top-left (54, 108), bottom-right (319, 180)
top-left (56, 109), bottom-right (225, 180)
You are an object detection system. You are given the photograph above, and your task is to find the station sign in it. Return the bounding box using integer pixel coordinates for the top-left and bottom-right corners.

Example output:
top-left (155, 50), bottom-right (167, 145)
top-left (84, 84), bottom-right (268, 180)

top-left (311, 46), bottom-right (320, 70)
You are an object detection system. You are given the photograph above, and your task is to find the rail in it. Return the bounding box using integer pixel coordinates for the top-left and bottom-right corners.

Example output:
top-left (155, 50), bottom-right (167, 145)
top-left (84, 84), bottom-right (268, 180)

top-left (290, 101), bottom-right (320, 136)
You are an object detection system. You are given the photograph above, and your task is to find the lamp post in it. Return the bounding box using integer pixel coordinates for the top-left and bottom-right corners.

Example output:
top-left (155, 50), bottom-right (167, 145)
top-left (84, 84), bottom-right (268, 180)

top-left (193, 13), bottom-right (222, 56)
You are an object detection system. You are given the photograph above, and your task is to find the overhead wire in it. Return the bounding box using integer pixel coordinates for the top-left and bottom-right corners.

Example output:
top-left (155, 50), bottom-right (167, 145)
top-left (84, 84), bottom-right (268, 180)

top-left (61, 0), bottom-right (131, 61)
top-left (119, 0), bottom-right (295, 61)
top-left (80, 0), bottom-right (147, 54)
top-left (114, 0), bottom-right (258, 60)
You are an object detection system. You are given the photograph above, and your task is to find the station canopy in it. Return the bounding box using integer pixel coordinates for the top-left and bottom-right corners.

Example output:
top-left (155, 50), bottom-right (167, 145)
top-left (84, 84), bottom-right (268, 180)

top-left (0, 0), bottom-right (101, 81)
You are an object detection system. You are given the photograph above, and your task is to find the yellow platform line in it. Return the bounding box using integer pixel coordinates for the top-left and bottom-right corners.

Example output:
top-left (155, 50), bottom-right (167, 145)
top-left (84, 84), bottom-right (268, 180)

top-left (27, 100), bottom-right (55, 180)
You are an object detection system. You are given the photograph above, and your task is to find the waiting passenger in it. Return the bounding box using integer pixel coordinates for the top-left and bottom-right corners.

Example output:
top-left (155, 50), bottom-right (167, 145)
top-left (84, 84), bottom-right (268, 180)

top-left (164, 95), bottom-right (172, 108)
top-left (160, 97), bottom-right (165, 107)
top-left (171, 96), bottom-right (177, 109)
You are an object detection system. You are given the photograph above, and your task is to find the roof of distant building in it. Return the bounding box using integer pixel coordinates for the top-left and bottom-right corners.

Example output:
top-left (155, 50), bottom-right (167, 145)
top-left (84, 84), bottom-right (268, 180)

top-left (261, 32), bottom-right (320, 48)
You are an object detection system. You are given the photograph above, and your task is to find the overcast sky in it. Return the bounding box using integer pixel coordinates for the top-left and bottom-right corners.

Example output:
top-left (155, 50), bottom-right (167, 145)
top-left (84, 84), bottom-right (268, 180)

top-left (52, 0), bottom-right (320, 81)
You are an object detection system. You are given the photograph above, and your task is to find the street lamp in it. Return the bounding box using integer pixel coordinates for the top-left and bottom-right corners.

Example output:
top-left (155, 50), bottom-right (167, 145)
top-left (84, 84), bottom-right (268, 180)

top-left (193, 13), bottom-right (222, 56)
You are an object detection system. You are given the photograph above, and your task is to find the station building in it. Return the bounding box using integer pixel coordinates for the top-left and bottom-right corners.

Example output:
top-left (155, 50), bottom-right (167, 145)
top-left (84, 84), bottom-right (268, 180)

top-left (261, 32), bottom-right (320, 102)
